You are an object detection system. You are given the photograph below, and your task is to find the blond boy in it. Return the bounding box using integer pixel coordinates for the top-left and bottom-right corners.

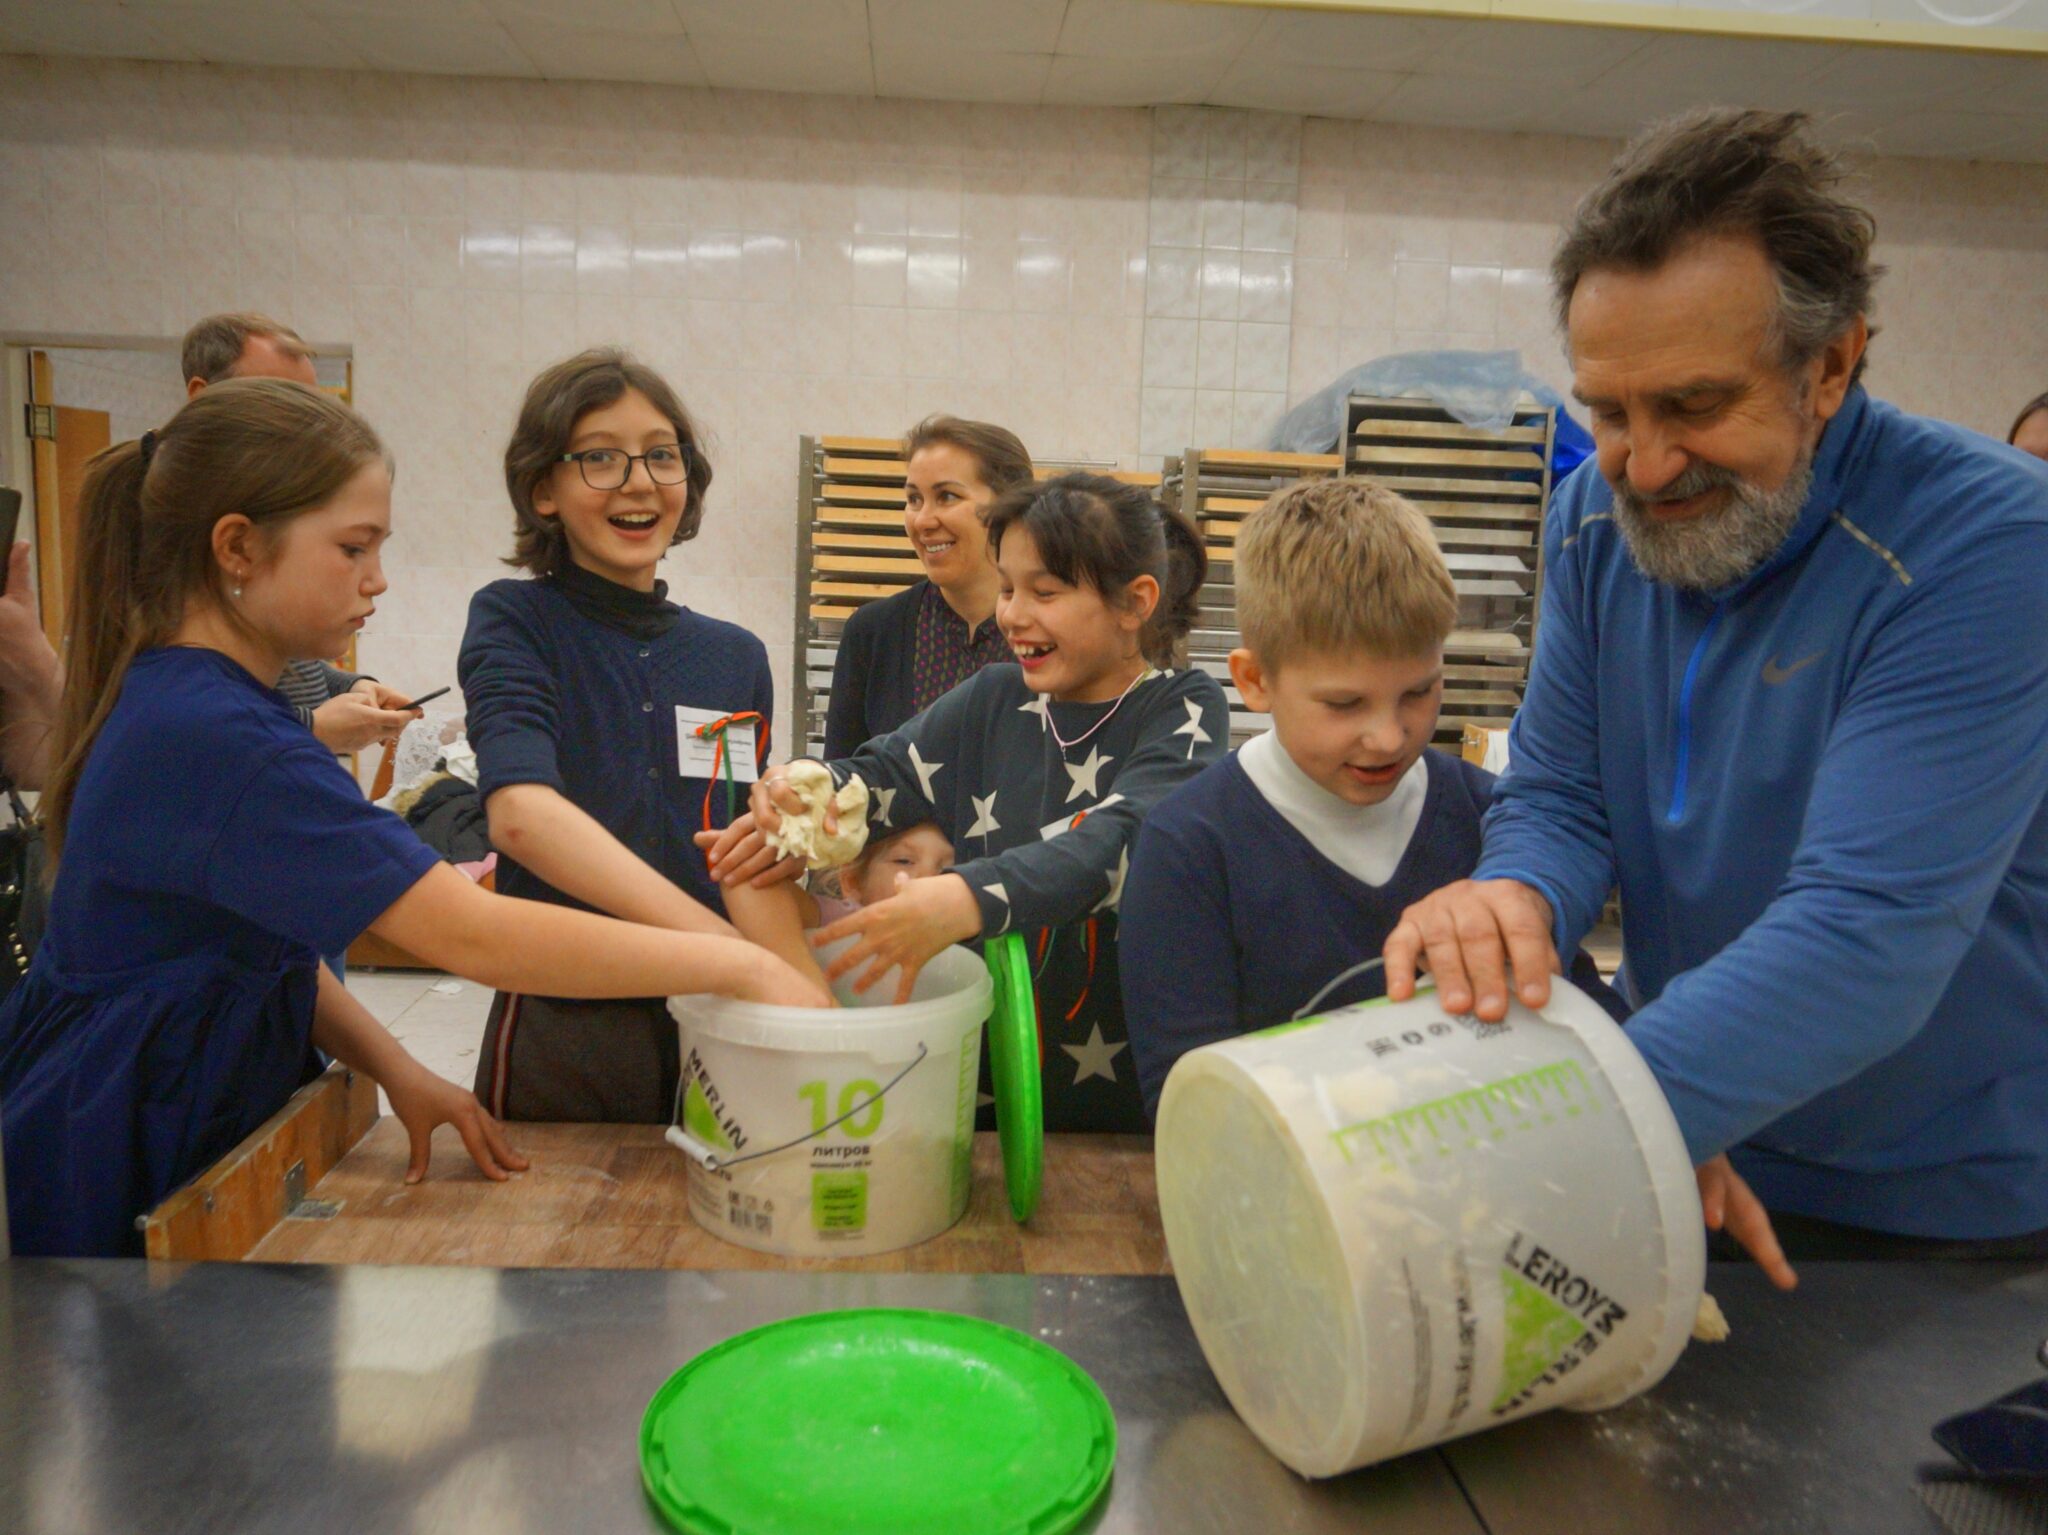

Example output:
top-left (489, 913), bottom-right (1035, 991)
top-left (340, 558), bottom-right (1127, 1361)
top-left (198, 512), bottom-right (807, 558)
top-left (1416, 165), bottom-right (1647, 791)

top-left (1121, 479), bottom-right (1617, 1115)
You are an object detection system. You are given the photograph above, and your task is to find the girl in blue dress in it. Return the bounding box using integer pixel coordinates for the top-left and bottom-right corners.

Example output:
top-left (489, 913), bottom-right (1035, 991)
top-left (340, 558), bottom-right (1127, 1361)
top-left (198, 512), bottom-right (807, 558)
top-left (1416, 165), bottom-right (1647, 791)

top-left (0, 378), bottom-right (825, 1257)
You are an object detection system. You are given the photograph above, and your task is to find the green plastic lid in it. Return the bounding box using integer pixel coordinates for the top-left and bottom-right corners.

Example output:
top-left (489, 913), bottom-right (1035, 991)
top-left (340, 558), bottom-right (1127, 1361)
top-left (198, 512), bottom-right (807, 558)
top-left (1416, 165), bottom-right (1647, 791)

top-left (985, 931), bottom-right (1043, 1222)
top-left (640, 1308), bottom-right (1116, 1535)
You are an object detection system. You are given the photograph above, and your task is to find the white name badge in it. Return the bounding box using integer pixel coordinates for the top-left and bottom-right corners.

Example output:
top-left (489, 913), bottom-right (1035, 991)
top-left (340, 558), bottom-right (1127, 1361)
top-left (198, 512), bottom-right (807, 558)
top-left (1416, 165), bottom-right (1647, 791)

top-left (676, 705), bottom-right (760, 783)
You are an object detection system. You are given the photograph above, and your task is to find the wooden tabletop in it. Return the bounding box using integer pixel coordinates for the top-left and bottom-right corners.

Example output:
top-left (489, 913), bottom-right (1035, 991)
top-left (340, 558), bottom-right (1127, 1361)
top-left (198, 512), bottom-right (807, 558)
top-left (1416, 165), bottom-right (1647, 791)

top-left (245, 1120), bottom-right (1169, 1275)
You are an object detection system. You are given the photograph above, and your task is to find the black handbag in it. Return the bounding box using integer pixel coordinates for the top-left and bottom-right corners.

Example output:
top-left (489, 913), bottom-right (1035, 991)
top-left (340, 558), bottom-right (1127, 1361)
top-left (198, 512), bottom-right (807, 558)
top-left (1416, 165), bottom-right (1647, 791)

top-left (0, 779), bottom-right (46, 1002)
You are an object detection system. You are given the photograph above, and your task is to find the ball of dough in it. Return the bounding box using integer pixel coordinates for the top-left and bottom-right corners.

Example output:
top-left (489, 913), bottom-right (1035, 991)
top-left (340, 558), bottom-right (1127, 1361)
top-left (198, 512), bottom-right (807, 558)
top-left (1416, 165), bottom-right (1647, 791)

top-left (765, 761), bottom-right (871, 871)
top-left (1691, 1294), bottom-right (1730, 1343)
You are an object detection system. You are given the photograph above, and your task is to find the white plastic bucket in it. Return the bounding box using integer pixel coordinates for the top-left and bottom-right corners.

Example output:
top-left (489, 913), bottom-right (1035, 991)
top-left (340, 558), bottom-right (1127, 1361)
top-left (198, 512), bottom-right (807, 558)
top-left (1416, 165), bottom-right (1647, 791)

top-left (666, 938), bottom-right (987, 1258)
top-left (1155, 975), bottom-right (1703, 1478)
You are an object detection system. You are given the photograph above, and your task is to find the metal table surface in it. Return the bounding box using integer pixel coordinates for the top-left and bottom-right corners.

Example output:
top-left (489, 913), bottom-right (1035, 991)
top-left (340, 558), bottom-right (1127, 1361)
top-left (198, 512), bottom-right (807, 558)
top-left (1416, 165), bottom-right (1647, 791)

top-left (3, 1259), bottom-right (2044, 1535)
top-left (1446, 1260), bottom-right (2048, 1535)
top-left (0, 1259), bottom-right (1473, 1535)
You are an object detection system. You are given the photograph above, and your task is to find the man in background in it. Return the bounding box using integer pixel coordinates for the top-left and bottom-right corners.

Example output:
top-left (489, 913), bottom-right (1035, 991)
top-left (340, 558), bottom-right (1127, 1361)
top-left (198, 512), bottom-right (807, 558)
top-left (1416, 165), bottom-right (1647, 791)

top-left (180, 312), bottom-right (418, 755)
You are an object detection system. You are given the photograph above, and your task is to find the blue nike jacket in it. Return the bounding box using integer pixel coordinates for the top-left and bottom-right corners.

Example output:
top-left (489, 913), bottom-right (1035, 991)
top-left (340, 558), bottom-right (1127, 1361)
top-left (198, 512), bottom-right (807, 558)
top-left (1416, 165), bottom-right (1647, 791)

top-left (1476, 386), bottom-right (2048, 1238)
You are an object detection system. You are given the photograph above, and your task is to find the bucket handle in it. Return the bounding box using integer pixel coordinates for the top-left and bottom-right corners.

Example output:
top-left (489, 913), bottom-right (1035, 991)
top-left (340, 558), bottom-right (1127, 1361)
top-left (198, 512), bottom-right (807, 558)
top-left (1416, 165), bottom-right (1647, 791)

top-left (1290, 958), bottom-right (1444, 1023)
top-left (663, 1043), bottom-right (930, 1172)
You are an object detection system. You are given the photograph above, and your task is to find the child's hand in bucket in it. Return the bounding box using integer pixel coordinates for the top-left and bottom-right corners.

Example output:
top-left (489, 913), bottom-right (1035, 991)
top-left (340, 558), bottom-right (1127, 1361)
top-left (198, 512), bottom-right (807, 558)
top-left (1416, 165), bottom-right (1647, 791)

top-left (813, 872), bottom-right (982, 1005)
top-left (738, 949), bottom-right (834, 1009)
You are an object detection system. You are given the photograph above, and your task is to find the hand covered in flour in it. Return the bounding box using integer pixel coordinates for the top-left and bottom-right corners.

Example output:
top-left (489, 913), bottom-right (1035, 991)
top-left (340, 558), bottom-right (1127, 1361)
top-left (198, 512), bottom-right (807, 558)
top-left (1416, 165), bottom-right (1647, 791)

top-left (814, 871), bottom-right (982, 1005)
top-left (700, 763), bottom-right (868, 888)
top-left (1383, 878), bottom-right (1559, 1021)
top-left (1698, 1154), bottom-right (1797, 1292)
top-left (699, 765), bottom-right (812, 886)
top-left (764, 760), bottom-right (868, 870)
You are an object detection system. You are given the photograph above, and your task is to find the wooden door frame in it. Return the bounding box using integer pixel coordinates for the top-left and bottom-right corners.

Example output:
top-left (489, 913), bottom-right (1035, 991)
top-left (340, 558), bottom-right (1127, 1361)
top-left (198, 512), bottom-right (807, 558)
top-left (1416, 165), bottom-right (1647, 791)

top-left (26, 349), bottom-right (64, 650)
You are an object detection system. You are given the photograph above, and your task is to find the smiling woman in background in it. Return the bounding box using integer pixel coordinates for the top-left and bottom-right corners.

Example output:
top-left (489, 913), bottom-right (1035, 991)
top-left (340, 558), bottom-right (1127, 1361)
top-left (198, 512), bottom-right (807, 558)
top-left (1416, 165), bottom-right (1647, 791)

top-left (821, 415), bottom-right (1031, 759)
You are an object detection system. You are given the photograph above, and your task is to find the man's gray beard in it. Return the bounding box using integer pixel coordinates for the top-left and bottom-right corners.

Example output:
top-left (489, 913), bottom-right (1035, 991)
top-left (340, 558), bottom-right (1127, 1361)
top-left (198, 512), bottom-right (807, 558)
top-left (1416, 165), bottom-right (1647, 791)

top-left (1609, 452), bottom-right (1813, 592)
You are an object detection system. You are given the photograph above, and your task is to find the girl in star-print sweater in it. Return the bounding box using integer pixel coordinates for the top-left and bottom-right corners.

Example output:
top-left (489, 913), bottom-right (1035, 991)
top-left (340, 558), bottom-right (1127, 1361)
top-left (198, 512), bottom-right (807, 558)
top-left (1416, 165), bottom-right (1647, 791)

top-left (705, 473), bottom-right (1229, 1132)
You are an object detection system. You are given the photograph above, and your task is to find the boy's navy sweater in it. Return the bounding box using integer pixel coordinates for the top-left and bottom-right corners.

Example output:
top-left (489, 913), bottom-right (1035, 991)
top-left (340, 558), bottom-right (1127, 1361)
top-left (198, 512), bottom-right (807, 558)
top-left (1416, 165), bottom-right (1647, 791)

top-left (459, 573), bottom-right (772, 918)
top-left (1122, 747), bottom-right (1618, 1117)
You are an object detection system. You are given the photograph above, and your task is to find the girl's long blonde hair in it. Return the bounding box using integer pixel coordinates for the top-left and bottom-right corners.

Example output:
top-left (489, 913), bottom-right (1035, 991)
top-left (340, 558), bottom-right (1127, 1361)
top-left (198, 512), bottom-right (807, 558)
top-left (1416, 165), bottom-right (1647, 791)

top-left (44, 378), bottom-right (387, 860)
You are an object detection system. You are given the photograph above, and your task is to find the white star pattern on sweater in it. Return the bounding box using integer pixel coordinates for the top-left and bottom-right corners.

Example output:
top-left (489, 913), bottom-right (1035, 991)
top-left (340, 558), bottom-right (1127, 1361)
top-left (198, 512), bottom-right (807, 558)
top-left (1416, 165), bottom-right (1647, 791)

top-left (967, 791), bottom-right (1001, 839)
top-left (1019, 694), bottom-right (1050, 728)
top-left (1062, 745), bottom-right (1113, 803)
top-left (1173, 698), bottom-right (1212, 760)
top-left (1061, 1024), bottom-right (1128, 1085)
top-left (908, 742), bottom-right (944, 802)
top-left (871, 785), bottom-right (896, 825)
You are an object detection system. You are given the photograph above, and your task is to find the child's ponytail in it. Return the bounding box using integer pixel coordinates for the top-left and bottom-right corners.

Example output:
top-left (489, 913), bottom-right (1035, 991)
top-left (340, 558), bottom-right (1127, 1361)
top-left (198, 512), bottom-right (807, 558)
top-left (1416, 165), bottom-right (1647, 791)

top-left (43, 441), bottom-right (151, 861)
top-left (1149, 503), bottom-right (1207, 668)
top-left (42, 380), bottom-right (388, 862)
top-left (985, 471), bottom-right (1210, 671)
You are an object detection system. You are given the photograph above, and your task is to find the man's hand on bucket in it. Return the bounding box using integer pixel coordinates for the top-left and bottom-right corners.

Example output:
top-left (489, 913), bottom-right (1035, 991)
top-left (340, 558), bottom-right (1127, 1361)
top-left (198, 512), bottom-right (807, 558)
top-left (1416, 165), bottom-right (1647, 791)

top-left (1383, 878), bottom-right (1560, 1019)
top-left (1698, 1154), bottom-right (1798, 1291)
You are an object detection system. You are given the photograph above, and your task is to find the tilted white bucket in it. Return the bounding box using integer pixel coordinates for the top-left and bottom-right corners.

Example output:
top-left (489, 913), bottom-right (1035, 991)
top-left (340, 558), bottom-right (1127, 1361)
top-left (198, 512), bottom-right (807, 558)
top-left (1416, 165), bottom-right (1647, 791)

top-left (1155, 975), bottom-right (1704, 1478)
top-left (666, 938), bottom-right (987, 1258)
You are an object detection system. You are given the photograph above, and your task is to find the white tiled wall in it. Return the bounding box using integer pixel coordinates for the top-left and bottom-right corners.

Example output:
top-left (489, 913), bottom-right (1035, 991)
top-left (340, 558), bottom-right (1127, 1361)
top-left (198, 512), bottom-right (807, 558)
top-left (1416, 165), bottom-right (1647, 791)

top-left (1289, 116), bottom-right (2048, 440)
top-left (1138, 105), bottom-right (1299, 456)
top-left (2, 57), bottom-right (2044, 758)
top-left (0, 56), bottom-right (1153, 750)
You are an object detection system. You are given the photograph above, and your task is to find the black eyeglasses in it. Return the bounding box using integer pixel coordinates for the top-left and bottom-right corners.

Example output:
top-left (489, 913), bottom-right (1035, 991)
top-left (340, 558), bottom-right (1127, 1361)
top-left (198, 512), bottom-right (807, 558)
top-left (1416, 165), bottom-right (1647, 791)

top-left (559, 444), bottom-right (692, 490)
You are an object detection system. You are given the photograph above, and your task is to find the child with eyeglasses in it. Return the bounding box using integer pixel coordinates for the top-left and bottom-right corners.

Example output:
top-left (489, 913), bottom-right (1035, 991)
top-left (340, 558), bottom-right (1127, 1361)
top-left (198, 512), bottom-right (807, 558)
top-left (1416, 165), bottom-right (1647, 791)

top-left (457, 348), bottom-right (783, 1123)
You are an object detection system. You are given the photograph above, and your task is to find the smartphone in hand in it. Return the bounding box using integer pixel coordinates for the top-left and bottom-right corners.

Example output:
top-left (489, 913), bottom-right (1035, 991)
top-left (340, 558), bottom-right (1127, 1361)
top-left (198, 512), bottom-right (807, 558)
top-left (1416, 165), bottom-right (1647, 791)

top-left (0, 489), bottom-right (22, 598)
top-left (394, 685), bottom-right (450, 711)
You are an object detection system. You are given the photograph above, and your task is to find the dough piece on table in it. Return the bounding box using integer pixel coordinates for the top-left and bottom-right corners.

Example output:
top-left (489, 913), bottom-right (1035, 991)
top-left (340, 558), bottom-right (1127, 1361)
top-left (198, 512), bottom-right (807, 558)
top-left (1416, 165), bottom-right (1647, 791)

top-left (765, 761), bottom-right (870, 871)
top-left (1692, 1294), bottom-right (1730, 1343)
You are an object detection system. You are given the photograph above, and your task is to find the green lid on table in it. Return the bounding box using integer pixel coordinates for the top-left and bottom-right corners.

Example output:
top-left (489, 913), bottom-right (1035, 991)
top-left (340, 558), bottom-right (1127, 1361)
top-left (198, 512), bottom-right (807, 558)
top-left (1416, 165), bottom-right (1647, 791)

top-left (984, 931), bottom-right (1042, 1222)
top-left (640, 1308), bottom-right (1117, 1535)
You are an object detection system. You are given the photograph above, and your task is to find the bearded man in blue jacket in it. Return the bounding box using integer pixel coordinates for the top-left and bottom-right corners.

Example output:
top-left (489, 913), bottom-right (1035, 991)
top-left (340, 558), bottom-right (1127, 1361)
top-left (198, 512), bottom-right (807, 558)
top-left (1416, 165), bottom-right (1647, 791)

top-left (1386, 107), bottom-right (2048, 1288)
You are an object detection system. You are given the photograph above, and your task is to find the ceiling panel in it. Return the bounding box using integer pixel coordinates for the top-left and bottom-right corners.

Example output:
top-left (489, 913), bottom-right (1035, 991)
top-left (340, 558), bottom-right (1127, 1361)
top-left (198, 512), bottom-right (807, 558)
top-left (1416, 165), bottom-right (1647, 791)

top-left (0, 0), bottom-right (200, 59)
top-left (338, 12), bottom-right (536, 75)
top-left (125, 3), bottom-right (365, 68)
top-left (299, 0), bottom-right (500, 20)
top-left (497, 20), bottom-right (705, 86)
top-left (1878, 107), bottom-right (2042, 156)
top-left (1242, 8), bottom-right (1444, 72)
top-left (1209, 56), bottom-right (1407, 117)
top-left (868, 0), bottom-right (1069, 55)
top-left (1568, 32), bottom-right (1845, 124)
top-left (1377, 72), bottom-right (1582, 133)
top-left (1043, 49), bottom-right (1234, 105)
top-left (1803, 41), bottom-right (2034, 108)
top-left (871, 34), bottom-right (1053, 104)
top-left (1055, 0), bottom-right (1265, 59)
top-left (687, 25), bottom-right (873, 96)
top-left (670, 0), bottom-right (867, 45)
top-left (0, 0), bottom-right (2040, 164)
top-left (1420, 19), bottom-right (1651, 87)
